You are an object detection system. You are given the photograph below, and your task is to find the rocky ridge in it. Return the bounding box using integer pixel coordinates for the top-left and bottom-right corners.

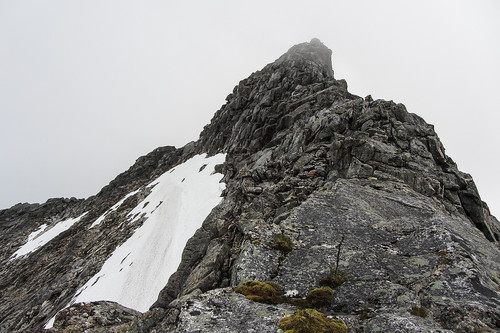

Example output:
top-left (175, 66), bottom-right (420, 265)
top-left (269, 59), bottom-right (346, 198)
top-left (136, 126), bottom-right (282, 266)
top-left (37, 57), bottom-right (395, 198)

top-left (0, 39), bottom-right (499, 332)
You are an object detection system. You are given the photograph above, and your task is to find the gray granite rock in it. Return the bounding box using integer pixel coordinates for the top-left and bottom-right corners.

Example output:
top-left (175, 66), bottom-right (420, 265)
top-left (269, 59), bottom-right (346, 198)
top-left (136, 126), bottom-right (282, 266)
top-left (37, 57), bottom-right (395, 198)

top-left (47, 301), bottom-right (141, 332)
top-left (170, 288), bottom-right (295, 333)
top-left (271, 179), bottom-right (500, 331)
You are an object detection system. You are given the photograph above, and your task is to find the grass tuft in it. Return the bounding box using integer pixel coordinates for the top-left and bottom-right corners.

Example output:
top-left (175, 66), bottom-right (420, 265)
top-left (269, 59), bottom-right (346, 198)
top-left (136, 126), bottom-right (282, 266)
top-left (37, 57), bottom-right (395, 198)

top-left (279, 308), bottom-right (347, 333)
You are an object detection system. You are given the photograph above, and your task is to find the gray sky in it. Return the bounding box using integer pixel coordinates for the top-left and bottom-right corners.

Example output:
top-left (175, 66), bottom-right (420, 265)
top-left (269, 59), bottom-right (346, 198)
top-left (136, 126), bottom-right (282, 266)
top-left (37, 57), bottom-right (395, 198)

top-left (1, 1), bottom-right (499, 217)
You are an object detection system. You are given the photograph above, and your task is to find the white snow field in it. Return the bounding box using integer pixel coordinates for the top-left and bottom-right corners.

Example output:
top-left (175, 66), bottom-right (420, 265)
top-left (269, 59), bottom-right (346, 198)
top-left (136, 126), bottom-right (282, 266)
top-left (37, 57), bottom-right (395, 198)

top-left (11, 212), bottom-right (88, 259)
top-left (71, 153), bottom-right (226, 312)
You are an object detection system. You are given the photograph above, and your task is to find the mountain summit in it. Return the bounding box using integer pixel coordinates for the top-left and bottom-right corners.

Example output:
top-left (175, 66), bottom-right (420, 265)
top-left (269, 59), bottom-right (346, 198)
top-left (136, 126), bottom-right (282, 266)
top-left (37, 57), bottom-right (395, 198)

top-left (199, 39), bottom-right (344, 156)
top-left (1, 39), bottom-right (499, 332)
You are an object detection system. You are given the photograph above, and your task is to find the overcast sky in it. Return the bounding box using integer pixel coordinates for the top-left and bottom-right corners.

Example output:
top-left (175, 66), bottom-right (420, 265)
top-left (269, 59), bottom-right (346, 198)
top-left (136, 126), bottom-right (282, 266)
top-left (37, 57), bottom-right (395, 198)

top-left (0, 1), bottom-right (499, 217)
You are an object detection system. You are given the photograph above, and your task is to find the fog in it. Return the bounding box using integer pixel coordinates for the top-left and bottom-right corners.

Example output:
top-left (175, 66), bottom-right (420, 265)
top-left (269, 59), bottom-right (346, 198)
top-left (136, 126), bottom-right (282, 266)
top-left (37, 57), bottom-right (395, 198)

top-left (1, 1), bottom-right (498, 216)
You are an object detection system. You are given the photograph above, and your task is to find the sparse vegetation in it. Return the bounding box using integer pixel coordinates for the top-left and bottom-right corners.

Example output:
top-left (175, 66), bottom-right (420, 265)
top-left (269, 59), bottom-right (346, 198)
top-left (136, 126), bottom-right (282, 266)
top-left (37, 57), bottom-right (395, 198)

top-left (279, 308), bottom-right (348, 333)
top-left (320, 270), bottom-right (346, 288)
top-left (306, 286), bottom-right (334, 307)
top-left (234, 280), bottom-right (284, 304)
top-left (288, 297), bottom-right (312, 308)
top-left (411, 305), bottom-right (429, 318)
top-left (236, 233), bottom-right (347, 330)
top-left (438, 250), bottom-right (451, 265)
top-left (288, 286), bottom-right (333, 308)
top-left (235, 280), bottom-right (335, 309)
top-left (320, 235), bottom-right (347, 288)
top-left (272, 234), bottom-right (293, 253)
top-left (359, 306), bottom-right (371, 320)
top-left (334, 235), bottom-right (345, 276)
top-left (251, 239), bottom-right (261, 245)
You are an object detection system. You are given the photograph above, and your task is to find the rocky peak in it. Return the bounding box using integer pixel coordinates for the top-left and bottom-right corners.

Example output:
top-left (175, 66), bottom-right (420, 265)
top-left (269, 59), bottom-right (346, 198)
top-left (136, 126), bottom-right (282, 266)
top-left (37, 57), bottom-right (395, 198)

top-left (144, 41), bottom-right (499, 332)
top-left (197, 40), bottom-right (498, 242)
top-left (1, 40), bottom-right (500, 332)
top-left (199, 38), bottom-right (352, 156)
top-left (275, 38), bottom-right (335, 78)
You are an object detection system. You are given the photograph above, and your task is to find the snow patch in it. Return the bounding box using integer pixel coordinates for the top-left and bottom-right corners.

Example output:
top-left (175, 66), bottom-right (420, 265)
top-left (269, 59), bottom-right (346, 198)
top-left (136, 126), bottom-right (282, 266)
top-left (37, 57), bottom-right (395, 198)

top-left (11, 213), bottom-right (87, 259)
top-left (28, 224), bottom-right (48, 241)
top-left (44, 316), bottom-right (55, 329)
top-left (89, 189), bottom-right (141, 229)
top-left (71, 153), bottom-right (226, 312)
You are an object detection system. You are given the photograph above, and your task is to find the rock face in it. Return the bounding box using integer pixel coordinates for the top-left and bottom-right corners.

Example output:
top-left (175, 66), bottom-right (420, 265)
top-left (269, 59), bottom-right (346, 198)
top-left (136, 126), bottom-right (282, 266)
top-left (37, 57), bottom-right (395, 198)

top-left (46, 301), bottom-right (142, 332)
top-left (1, 39), bottom-right (499, 332)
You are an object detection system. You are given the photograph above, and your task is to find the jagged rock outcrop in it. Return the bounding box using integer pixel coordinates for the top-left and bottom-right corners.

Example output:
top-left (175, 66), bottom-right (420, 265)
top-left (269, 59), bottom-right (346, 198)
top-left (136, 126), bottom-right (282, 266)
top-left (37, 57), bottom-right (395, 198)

top-left (1, 39), bottom-right (499, 332)
top-left (45, 301), bottom-right (142, 332)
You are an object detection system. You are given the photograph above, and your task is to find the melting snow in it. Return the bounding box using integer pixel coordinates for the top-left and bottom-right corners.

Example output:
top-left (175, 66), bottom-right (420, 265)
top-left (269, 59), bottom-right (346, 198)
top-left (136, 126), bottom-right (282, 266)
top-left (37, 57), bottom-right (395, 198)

top-left (44, 317), bottom-right (55, 330)
top-left (89, 189), bottom-right (141, 229)
top-left (11, 213), bottom-right (87, 259)
top-left (71, 153), bottom-right (226, 312)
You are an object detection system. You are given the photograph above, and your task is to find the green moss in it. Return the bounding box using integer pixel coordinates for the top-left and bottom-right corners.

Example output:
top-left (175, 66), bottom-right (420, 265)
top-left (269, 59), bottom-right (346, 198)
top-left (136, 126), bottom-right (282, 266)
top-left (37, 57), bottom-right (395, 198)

top-left (320, 271), bottom-right (346, 288)
top-left (359, 306), bottom-right (371, 320)
top-left (410, 306), bottom-right (429, 318)
top-left (288, 298), bottom-right (313, 308)
top-left (439, 256), bottom-right (451, 265)
top-left (279, 308), bottom-right (348, 333)
top-left (234, 280), bottom-right (284, 304)
top-left (272, 234), bottom-right (292, 253)
top-left (306, 286), bottom-right (333, 307)
top-left (251, 239), bottom-right (261, 245)
top-left (438, 250), bottom-right (451, 265)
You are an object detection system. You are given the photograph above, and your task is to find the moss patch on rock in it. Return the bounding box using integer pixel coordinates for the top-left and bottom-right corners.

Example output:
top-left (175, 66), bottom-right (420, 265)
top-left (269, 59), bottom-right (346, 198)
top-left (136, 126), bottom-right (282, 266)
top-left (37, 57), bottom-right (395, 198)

top-left (279, 308), bottom-right (348, 333)
top-left (306, 286), bottom-right (334, 307)
top-left (359, 306), bottom-right (371, 320)
top-left (410, 305), bottom-right (429, 318)
top-left (288, 286), bottom-right (334, 308)
top-left (234, 280), bottom-right (284, 304)
top-left (272, 234), bottom-right (293, 253)
top-left (320, 271), bottom-right (346, 288)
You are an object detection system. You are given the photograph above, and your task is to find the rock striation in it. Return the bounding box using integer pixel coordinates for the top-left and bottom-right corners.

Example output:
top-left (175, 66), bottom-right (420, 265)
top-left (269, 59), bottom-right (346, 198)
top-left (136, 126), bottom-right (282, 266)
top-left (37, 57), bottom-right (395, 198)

top-left (1, 39), bottom-right (499, 332)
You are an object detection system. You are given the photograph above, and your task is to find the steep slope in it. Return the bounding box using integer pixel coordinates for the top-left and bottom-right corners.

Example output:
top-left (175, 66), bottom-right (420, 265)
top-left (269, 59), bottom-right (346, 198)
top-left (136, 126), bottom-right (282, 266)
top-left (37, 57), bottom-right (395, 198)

top-left (69, 154), bottom-right (226, 312)
top-left (0, 149), bottom-right (224, 331)
top-left (1, 39), bottom-right (499, 332)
